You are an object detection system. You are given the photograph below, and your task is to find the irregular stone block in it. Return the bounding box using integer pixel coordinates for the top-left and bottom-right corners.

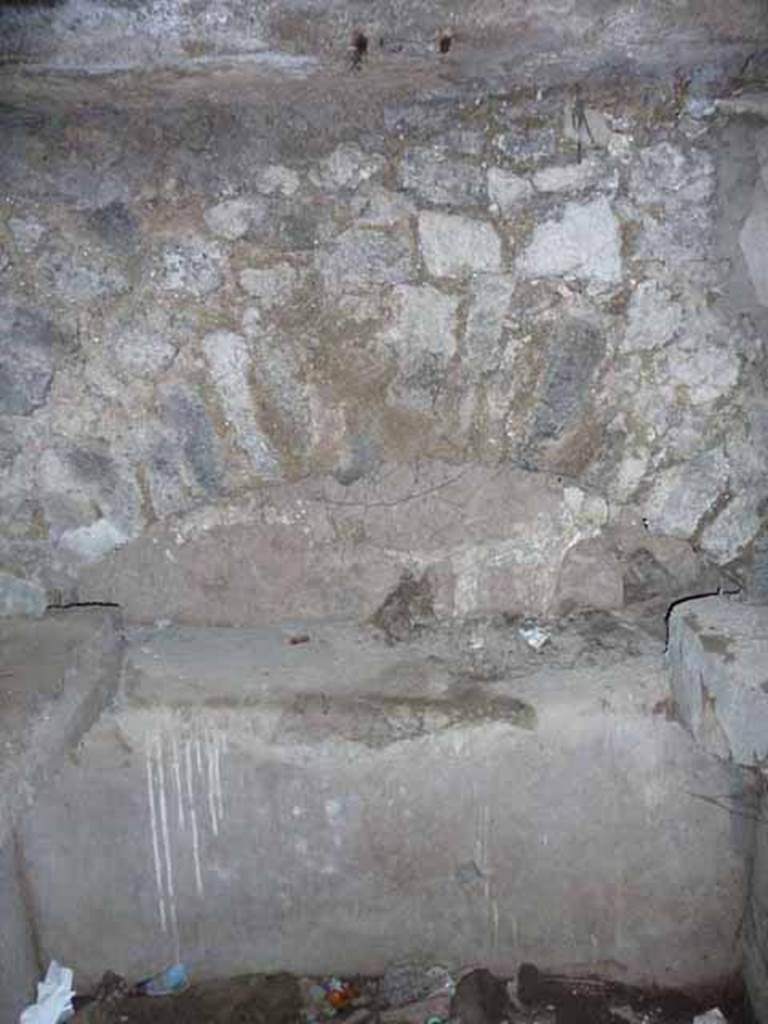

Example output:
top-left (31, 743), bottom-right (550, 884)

top-left (561, 105), bottom-right (614, 149)
top-left (353, 185), bottom-right (415, 228)
top-left (418, 211), bottom-right (502, 278)
top-left (384, 284), bottom-right (459, 361)
top-left (8, 215), bottom-right (45, 249)
top-left (487, 167), bottom-right (533, 216)
top-left (202, 331), bottom-right (281, 478)
top-left (0, 305), bottom-right (60, 415)
top-left (162, 384), bottom-right (222, 497)
top-left (462, 274), bottom-right (516, 376)
top-left (157, 237), bottom-right (224, 295)
top-left (531, 318), bottom-right (605, 441)
top-left (665, 337), bottom-right (740, 404)
top-left (668, 596), bottom-right (768, 765)
top-left (532, 158), bottom-right (608, 193)
top-left (493, 125), bottom-right (556, 163)
top-left (104, 308), bottom-right (178, 379)
top-left (700, 494), bottom-right (764, 564)
top-left (59, 518), bottom-right (129, 563)
top-left (0, 572), bottom-right (46, 617)
top-left (254, 165), bottom-right (300, 197)
top-left (86, 200), bottom-right (139, 250)
top-left (631, 143), bottom-right (715, 205)
top-left (643, 449), bottom-right (729, 539)
top-left (204, 198), bottom-right (265, 241)
top-left (740, 182), bottom-right (768, 307)
top-left (518, 197), bottom-right (621, 285)
top-left (319, 227), bottom-right (413, 294)
top-left (311, 143), bottom-right (385, 191)
top-left (238, 264), bottom-right (300, 307)
top-left (622, 281), bottom-right (683, 351)
top-left (398, 148), bottom-right (486, 207)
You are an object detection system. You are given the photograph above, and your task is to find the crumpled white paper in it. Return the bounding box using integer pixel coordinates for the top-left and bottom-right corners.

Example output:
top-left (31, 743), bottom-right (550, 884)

top-left (20, 962), bottom-right (74, 1024)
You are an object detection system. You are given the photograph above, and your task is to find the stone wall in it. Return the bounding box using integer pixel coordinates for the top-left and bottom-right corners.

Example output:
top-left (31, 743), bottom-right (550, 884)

top-left (1, 69), bottom-right (767, 620)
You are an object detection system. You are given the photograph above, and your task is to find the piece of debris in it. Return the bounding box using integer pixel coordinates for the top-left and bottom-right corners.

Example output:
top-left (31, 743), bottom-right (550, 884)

top-left (288, 633), bottom-right (311, 646)
top-left (519, 619), bottom-right (550, 651)
top-left (302, 976), bottom-right (363, 1022)
top-left (693, 1010), bottom-right (728, 1024)
top-left (20, 962), bottom-right (75, 1024)
top-left (450, 969), bottom-right (511, 1024)
top-left (133, 962), bottom-right (188, 997)
top-left (381, 961), bottom-right (455, 1008)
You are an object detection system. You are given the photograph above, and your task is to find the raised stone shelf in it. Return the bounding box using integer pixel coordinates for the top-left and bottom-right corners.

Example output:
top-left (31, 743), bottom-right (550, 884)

top-left (667, 596), bottom-right (768, 766)
top-left (18, 614), bottom-right (748, 993)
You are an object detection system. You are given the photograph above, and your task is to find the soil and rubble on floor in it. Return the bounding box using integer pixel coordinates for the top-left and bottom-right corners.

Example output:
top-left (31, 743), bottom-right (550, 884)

top-left (68, 960), bottom-right (747, 1024)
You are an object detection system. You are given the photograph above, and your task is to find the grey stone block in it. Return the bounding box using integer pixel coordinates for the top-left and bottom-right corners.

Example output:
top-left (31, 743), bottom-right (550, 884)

top-left (667, 596), bottom-right (768, 765)
top-left (17, 618), bottom-right (747, 991)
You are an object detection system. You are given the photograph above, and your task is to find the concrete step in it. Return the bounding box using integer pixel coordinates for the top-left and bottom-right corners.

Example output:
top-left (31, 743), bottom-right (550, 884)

top-left (17, 614), bottom-right (749, 994)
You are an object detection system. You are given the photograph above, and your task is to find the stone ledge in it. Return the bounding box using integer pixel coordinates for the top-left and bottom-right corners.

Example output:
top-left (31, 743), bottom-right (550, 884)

top-left (667, 596), bottom-right (768, 766)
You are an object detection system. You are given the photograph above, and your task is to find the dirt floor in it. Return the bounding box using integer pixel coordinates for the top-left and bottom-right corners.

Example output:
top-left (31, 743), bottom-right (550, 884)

top-left (70, 963), bottom-right (750, 1024)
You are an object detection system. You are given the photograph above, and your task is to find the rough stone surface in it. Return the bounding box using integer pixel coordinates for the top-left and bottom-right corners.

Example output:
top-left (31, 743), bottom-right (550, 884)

top-left (532, 159), bottom-right (606, 194)
top-left (643, 450), bottom-right (730, 539)
top-left (746, 781), bottom-right (768, 1024)
top-left (668, 596), bottom-right (768, 765)
top-left (740, 182), bottom-right (768, 306)
top-left (518, 197), bottom-right (622, 285)
top-left (384, 285), bottom-right (459, 361)
top-left (0, 302), bottom-right (65, 415)
top-left (18, 617), bottom-right (749, 991)
top-left (0, 571), bottom-right (46, 617)
top-left (202, 332), bottom-right (281, 478)
top-left (487, 168), bottom-right (533, 216)
top-left (203, 198), bottom-right (264, 241)
top-left (0, 610), bottom-right (123, 1018)
top-left (399, 149), bottom-right (486, 207)
top-left (419, 212), bottom-right (501, 278)
top-left (0, 69), bottom-right (764, 616)
top-left (73, 463), bottom-right (611, 624)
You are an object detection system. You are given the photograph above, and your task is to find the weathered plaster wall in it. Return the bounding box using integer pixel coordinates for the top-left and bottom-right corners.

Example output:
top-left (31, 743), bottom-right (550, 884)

top-left (1, 68), bottom-right (767, 621)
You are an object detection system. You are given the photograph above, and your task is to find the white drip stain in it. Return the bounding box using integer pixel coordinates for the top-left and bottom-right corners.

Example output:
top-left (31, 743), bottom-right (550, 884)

top-left (156, 736), bottom-right (181, 961)
top-left (184, 736), bottom-right (204, 896)
top-left (213, 730), bottom-right (225, 822)
top-left (146, 722), bottom-right (229, 938)
top-left (206, 729), bottom-right (219, 836)
top-left (171, 733), bottom-right (185, 830)
top-left (145, 738), bottom-right (167, 933)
